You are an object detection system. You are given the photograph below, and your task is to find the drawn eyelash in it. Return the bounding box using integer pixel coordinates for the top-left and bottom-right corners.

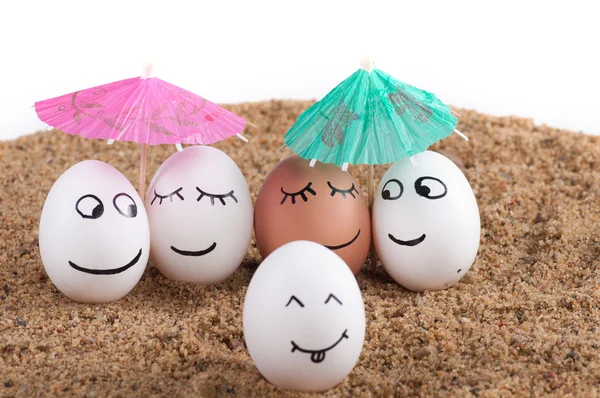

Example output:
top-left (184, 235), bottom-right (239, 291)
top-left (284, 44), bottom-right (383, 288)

top-left (327, 181), bottom-right (359, 199)
top-left (280, 182), bottom-right (317, 205)
top-left (151, 187), bottom-right (184, 205)
top-left (196, 187), bottom-right (238, 205)
top-left (286, 295), bottom-right (304, 307)
top-left (325, 293), bottom-right (343, 305)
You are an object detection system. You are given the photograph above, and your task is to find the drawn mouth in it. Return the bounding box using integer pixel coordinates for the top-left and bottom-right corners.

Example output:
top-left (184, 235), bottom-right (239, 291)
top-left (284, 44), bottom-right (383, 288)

top-left (69, 248), bottom-right (142, 275)
top-left (324, 230), bottom-right (361, 251)
top-left (170, 242), bottom-right (217, 257)
top-left (290, 329), bottom-right (349, 363)
top-left (388, 233), bottom-right (426, 247)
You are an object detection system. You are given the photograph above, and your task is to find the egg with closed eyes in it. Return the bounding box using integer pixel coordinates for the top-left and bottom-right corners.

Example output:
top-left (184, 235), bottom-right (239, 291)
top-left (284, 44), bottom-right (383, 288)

top-left (243, 240), bottom-right (365, 392)
top-left (373, 150), bottom-right (480, 291)
top-left (254, 155), bottom-right (371, 274)
top-left (39, 160), bottom-right (150, 303)
top-left (145, 145), bottom-right (253, 284)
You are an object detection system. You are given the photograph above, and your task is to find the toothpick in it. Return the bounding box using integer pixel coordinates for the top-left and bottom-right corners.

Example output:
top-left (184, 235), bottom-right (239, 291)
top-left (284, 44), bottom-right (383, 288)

top-left (360, 55), bottom-right (374, 73)
top-left (309, 159), bottom-right (317, 167)
top-left (453, 129), bottom-right (469, 141)
top-left (342, 162), bottom-right (349, 171)
top-left (410, 157), bottom-right (418, 168)
top-left (236, 133), bottom-right (249, 143)
top-left (175, 143), bottom-right (183, 152)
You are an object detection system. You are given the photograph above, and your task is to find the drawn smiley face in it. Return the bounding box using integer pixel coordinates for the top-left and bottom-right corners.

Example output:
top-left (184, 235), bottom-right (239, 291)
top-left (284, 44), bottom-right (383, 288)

top-left (286, 293), bottom-right (349, 363)
top-left (145, 146), bottom-right (253, 285)
top-left (373, 151), bottom-right (481, 292)
top-left (243, 241), bottom-right (365, 392)
top-left (39, 160), bottom-right (150, 303)
top-left (254, 155), bottom-right (371, 274)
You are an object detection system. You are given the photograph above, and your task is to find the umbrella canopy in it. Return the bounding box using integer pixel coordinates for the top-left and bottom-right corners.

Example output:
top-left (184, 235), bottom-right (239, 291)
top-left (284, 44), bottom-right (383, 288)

top-left (284, 63), bottom-right (459, 167)
top-left (35, 70), bottom-right (248, 200)
top-left (35, 76), bottom-right (247, 146)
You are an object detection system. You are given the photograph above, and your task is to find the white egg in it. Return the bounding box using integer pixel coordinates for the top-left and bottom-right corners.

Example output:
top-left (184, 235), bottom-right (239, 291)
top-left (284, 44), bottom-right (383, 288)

top-left (243, 241), bottom-right (365, 392)
top-left (145, 146), bottom-right (253, 284)
top-left (39, 160), bottom-right (150, 303)
top-left (373, 150), bottom-right (480, 292)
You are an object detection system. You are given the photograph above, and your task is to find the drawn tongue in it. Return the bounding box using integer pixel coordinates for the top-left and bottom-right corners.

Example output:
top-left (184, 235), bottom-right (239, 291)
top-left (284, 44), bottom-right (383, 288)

top-left (311, 351), bottom-right (326, 363)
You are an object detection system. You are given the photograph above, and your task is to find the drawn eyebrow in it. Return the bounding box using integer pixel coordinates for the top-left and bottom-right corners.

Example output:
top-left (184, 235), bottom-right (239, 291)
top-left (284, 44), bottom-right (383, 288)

top-left (324, 294), bottom-right (342, 305)
top-left (151, 187), bottom-right (184, 205)
top-left (285, 295), bottom-right (305, 307)
top-left (327, 181), bottom-right (359, 199)
top-left (280, 182), bottom-right (317, 205)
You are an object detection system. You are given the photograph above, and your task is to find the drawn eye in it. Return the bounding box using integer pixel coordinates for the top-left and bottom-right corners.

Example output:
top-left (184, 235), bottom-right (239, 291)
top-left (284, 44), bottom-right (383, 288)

top-left (280, 182), bottom-right (317, 205)
top-left (76, 194), bottom-right (104, 219)
top-left (151, 187), bottom-right (184, 205)
top-left (327, 181), bottom-right (358, 199)
top-left (113, 193), bottom-right (137, 218)
top-left (381, 179), bottom-right (403, 200)
top-left (324, 294), bottom-right (342, 305)
top-left (414, 177), bottom-right (447, 199)
top-left (286, 296), bottom-right (304, 308)
top-left (196, 187), bottom-right (238, 206)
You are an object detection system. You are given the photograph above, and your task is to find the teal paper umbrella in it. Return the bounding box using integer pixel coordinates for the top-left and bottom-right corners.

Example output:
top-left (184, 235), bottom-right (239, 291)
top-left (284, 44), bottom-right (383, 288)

top-left (284, 57), bottom-right (467, 271)
top-left (285, 57), bottom-right (466, 168)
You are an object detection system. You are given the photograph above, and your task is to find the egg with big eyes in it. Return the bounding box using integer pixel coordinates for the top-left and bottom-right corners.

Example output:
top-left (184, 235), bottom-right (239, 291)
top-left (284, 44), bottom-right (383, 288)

top-left (373, 150), bottom-right (480, 291)
top-left (39, 160), bottom-right (150, 303)
top-left (254, 155), bottom-right (371, 274)
top-left (243, 240), bottom-right (365, 392)
top-left (145, 145), bottom-right (253, 284)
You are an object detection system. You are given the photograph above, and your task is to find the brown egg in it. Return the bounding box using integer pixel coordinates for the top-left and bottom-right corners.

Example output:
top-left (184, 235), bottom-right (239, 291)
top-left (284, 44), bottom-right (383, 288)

top-left (255, 155), bottom-right (371, 274)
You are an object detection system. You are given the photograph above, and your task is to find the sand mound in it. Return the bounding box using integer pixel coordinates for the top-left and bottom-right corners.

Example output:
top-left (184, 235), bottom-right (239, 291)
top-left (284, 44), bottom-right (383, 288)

top-left (1, 101), bottom-right (599, 396)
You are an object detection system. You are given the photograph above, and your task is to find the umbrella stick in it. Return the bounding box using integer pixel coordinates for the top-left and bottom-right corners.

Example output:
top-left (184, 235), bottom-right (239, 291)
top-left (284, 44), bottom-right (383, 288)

top-left (138, 143), bottom-right (148, 201)
top-left (368, 165), bottom-right (378, 274)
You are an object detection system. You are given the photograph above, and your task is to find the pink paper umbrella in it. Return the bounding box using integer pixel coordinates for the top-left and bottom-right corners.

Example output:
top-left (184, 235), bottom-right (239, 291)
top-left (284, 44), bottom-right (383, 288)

top-left (35, 69), bottom-right (248, 199)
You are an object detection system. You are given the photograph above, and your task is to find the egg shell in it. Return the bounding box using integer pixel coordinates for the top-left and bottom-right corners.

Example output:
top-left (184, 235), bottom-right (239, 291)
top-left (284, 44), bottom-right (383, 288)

top-left (145, 145), bottom-right (253, 284)
top-left (254, 155), bottom-right (371, 274)
top-left (39, 160), bottom-right (150, 303)
top-left (243, 240), bottom-right (366, 392)
top-left (373, 150), bottom-right (480, 291)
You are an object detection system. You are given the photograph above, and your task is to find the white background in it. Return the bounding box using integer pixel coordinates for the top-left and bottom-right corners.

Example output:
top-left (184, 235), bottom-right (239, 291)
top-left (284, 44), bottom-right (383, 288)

top-left (1, 0), bottom-right (599, 140)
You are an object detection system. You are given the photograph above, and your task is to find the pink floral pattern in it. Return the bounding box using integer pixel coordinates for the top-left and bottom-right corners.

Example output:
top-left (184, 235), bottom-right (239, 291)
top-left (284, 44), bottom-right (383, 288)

top-left (35, 77), bottom-right (246, 145)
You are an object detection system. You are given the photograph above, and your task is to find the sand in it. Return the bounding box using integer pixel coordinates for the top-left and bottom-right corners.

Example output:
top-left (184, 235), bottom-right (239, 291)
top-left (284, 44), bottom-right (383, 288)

top-left (1, 100), bottom-right (600, 397)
